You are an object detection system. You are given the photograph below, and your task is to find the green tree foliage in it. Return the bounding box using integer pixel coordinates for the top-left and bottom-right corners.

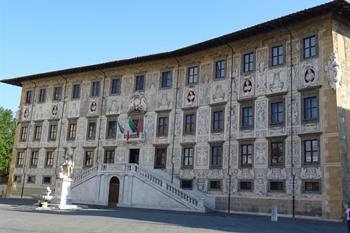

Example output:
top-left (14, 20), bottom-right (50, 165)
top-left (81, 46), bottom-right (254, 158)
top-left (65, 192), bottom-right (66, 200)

top-left (0, 107), bottom-right (16, 174)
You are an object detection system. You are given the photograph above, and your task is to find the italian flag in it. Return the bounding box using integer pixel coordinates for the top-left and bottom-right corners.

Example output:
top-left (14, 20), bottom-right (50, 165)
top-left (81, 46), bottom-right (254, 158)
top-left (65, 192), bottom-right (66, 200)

top-left (128, 118), bottom-right (142, 139)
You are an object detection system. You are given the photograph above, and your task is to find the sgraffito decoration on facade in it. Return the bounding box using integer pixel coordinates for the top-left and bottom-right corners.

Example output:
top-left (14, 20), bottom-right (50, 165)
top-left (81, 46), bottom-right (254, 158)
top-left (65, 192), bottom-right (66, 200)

top-left (128, 93), bottom-right (147, 113)
top-left (325, 52), bottom-right (342, 90)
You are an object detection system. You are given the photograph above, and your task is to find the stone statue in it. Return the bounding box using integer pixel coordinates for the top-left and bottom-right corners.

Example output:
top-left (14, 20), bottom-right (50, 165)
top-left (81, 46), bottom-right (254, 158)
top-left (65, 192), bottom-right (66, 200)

top-left (243, 79), bottom-right (252, 93)
top-left (59, 145), bottom-right (74, 179)
top-left (38, 186), bottom-right (53, 208)
top-left (325, 52), bottom-right (342, 90)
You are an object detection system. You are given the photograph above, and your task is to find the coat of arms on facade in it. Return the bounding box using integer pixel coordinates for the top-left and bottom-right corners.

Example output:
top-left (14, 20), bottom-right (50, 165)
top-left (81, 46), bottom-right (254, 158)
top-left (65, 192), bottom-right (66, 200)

top-left (325, 52), bottom-right (342, 90)
top-left (128, 93), bottom-right (147, 113)
top-left (52, 105), bottom-right (58, 116)
top-left (186, 89), bottom-right (195, 105)
top-left (269, 70), bottom-right (284, 92)
top-left (90, 101), bottom-right (97, 112)
top-left (243, 78), bottom-right (252, 93)
top-left (304, 67), bottom-right (315, 83)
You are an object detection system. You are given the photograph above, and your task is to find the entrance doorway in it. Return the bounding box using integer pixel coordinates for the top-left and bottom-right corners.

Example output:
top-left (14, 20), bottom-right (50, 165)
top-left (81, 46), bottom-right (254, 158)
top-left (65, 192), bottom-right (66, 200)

top-left (129, 149), bottom-right (140, 164)
top-left (108, 176), bottom-right (119, 208)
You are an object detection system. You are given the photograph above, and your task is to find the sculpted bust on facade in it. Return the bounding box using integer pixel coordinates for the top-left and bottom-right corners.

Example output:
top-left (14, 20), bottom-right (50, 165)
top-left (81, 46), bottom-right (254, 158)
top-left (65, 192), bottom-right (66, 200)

top-left (325, 52), bottom-right (342, 90)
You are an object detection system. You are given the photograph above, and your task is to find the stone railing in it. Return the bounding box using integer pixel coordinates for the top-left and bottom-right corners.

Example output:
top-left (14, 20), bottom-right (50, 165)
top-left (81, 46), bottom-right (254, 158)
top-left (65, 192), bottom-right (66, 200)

top-left (72, 166), bottom-right (98, 186)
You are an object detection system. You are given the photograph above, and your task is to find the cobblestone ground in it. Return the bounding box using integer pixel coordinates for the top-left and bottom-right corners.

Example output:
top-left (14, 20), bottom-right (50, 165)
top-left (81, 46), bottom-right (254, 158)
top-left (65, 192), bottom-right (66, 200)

top-left (0, 198), bottom-right (347, 233)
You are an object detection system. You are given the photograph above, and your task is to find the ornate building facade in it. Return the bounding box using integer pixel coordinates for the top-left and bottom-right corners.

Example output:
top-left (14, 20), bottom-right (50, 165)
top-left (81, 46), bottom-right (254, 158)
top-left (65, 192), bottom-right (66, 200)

top-left (2, 0), bottom-right (350, 219)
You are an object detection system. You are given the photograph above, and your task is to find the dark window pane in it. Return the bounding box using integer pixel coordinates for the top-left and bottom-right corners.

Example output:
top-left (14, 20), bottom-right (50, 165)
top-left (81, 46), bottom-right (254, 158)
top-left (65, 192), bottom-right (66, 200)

top-left (111, 79), bottom-right (121, 94)
top-left (72, 84), bottom-right (81, 99)
top-left (161, 71), bottom-right (172, 88)
top-left (135, 75), bottom-right (144, 91)
top-left (91, 81), bottom-right (100, 97)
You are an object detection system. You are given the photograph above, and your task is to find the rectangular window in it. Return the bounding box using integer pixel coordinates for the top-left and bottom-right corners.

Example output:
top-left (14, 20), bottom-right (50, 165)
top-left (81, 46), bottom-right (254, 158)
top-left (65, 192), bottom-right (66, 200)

top-left (240, 144), bottom-right (253, 167)
top-left (239, 181), bottom-right (253, 191)
top-left (48, 123), bottom-right (58, 141)
top-left (215, 60), bottom-right (226, 79)
top-left (212, 109), bottom-right (224, 132)
top-left (84, 151), bottom-right (94, 167)
top-left (180, 179), bottom-right (193, 190)
top-left (154, 147), bottom-right (167, 169)
top-left (270, 141), bottom-right (284, 167)
top-left (135, 75), bottom-right (145, 91)
top-left (67, 122), bottom-right (77, 140)
top-left (72, 84), bottom-right (81, 99)
top-left (38, 88), bottom-right (46, 103)
top-left (104, 150), bottom-right (115, 164)
top-left (34, 125), bottom-right (42, 141)
top-left (241, 105), bottom-right (254, 128)
top-left (45, 151), bottom-right (54, 167)
top-left (187, 66), bottom-right (199, 84)
top-left (91, 81), bottom-right (100, 97)
top-left (30, 151), bottom-right (39, 167)
top-left (303, 35), bottom-right (317, 59)
top-left (87, 121), bottom-right (97, 140)
top-left (161, 71), bottom-right (172, 88)
top-left (184, 113), bottom-right (196, 135)
top-left (42, 176), bottom-right (51, 184)
top-left (303, 139), bottom-right (319, 164)
top-left (20, 126), bottom-right (28, 141)
top-left (270, 101), bottom-right (284, 125)
top-left (16, 152), bottom-right (24, 167)
top-left (303, 180), bottom-right (320, 193)
top-left (157, 116), bottom-right (169, 137)
top-left (106, 120), bottom-right (117, 139)
top-left (269, 181), bottom-right (285, 192)
top-left (210, 145), bottom-right (223, 168)
top-left (303, 96), bottom-right (318, 121)
top-left (53, 86), bottom-right (62, 101)
top-left (25, 90), bottom-right (33, 104)
top-left (271, 45), bottom-right (284, 66)
top-left (111, 79), bottom-right (121, 95)
top-left (209, 180), bottom-right (222, 191)
top-left (14, 175), bottom-right (22, 183)
top-left (27, 175), bottom-right (36, 184)
top-left (182, 147), bottom-right (194, 168)
top-left (243, 52), bottom-right (255, 73)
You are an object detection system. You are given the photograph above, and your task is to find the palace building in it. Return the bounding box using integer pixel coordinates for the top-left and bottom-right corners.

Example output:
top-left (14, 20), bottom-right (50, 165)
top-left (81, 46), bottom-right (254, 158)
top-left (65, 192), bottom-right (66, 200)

top-left (1, 0), bottom-right (350, 220)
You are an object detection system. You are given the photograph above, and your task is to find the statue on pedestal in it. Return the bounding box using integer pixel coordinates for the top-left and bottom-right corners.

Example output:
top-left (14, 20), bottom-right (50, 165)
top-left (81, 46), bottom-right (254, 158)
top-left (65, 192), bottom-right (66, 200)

top-left (59, 146), bottom-right (74, 179)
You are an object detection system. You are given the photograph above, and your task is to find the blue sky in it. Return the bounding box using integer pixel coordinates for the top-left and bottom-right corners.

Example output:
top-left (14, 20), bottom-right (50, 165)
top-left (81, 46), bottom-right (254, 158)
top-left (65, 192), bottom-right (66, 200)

top-left (0, 0), bottom-right (328, 113)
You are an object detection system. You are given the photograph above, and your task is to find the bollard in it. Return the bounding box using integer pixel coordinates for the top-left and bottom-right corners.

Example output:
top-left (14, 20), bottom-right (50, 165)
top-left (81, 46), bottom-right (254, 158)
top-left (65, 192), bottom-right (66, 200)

top-left (271, 205), bottom-right (278, 222)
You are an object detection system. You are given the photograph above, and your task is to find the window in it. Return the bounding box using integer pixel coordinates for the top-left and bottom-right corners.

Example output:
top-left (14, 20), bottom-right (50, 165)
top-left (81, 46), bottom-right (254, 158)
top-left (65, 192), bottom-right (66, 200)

top-left (154, 147), bottom-right (167, 169)
top-left (210, 145), bottom-right (223, 168)
top-left (215, 60), bottom-right (226, 79)
top-left (303, 96), bottom-right (318, 121)
top-left (135, 75), bottom-right (145, 91)
top-left (241, 104), bottom-right (254, 128)
top-left (184, 112), bottom-right (196, 135)
top-left (106, 120), bottom-right (117, 139)
top-left (38, 88), bottom-right (46, 103)
top-left (84, 151), bottom-right (94, 167)
top-left (187, 66), bottom-right (199, 84)
top-left (87, 121), bottom-right (97, 140)
top-left (182, 147), bottom-right (194, 168)
top-left (240, 143), bottom-right (253, 167)
top-left (111, 78), bottom-right (121, 95)
top-left (45, 151), bottom-right (54, 167)
top-left (67, 122), bottom-right (77, 140)
top-left (303, 180), bottom-right (320, 193)
top-left (20, 126), bottom-right (28, 141)
top-left (30, 151), bottom-right (39, 167)
top-left (243, 52), bottom-right (255, 73)
top-left (180, 180), bottom-right (193, 190)
top-left (269, 181), bottom-right (285, 192)
top-left (14, 175), bottom-right (22, 183)
top-left (42, 176), bottom-right (51, 184)
top-left (209, 180), bottom-right (222, 191)
top-left (91, 81), bottom-right (100, 97)
top-left (27, 175), bottom-right (35, 184)
top-left (104, 150), bottom-right (115, 164)
top-left (25, 90), bottom-right (33, 104)
top-left (270, 101), bottom-right (284, 125)
top-left (53, 86), bottom-right (62, 101)
top-left (161, 71), bottom-right (172, 88)
top-left (72, 84), bottom-right (81, 99)
top-left (239, 181), bottom-right (253, 191)
top-left (48, 123), bottom-right (58, 141)
top-left (33, 125), bottom-right (42, 141)
top-left (303, 35), bottom-right (317, 59)
top-left (270, 140), bottom-right (284, 167)
top-left (303, 138), bottom-right (319, 164)
top-left (212, 109), bottom-right (224, 132)
top-left (157, 116), bottom-right (169, 137)
top-left (271, 45), bottom-right (284, 66)
top-left (16, 152), bottom-right (24, 167)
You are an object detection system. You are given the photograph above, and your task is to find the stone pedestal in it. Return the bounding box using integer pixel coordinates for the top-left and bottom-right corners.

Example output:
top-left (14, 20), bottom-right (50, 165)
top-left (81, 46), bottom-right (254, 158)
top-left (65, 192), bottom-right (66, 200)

top-left (54, 177), bottom-right (78, 210)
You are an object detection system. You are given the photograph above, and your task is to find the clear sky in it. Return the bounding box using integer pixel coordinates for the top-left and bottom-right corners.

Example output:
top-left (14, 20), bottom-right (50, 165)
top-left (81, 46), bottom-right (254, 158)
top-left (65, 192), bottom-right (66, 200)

top-left (0, 0), bottom-right (328, 113)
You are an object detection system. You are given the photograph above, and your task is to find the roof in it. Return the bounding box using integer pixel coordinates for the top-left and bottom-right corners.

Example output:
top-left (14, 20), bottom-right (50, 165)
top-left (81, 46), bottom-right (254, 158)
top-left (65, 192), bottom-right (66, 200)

top-left (2, 0), bottom-right (350, 87)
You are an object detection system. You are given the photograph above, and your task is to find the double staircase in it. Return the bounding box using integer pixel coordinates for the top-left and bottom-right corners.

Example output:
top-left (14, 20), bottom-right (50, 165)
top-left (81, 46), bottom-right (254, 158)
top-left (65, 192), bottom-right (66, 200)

top-left (71, 163), bottom-right (208, 212)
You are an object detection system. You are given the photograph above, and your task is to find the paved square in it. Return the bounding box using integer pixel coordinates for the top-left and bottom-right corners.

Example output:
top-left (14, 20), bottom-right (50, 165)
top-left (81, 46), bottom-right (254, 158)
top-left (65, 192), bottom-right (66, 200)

top-left (0, 199), bottom-right (346, 233)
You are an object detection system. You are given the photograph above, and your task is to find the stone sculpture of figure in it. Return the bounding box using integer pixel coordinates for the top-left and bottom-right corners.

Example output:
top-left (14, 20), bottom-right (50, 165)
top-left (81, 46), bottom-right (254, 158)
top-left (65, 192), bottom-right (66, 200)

top-left (325, 52), bottom-right (342, 90)
top-left (304, 68), bottom-right (315, 83)
top-left (59, 145), bottom-right (74, 179)
top-left (243, 79), bottom-right (252, 92)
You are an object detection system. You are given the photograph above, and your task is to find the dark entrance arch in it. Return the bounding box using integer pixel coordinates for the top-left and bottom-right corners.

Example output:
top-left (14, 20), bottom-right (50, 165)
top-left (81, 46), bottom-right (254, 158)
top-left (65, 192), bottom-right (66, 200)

top-left (108, 176), bottom-right (120, 208)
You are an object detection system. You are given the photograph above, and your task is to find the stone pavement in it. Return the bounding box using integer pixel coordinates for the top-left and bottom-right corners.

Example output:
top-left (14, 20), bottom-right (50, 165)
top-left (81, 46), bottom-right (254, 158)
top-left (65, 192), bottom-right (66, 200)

top-left (0, 198), bottom-right (347, 233)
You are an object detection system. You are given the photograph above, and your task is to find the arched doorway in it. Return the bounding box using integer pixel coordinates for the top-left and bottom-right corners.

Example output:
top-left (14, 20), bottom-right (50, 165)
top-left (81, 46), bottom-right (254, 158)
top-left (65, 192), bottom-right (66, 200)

top-left (108, 176), bottom-right (120, 208)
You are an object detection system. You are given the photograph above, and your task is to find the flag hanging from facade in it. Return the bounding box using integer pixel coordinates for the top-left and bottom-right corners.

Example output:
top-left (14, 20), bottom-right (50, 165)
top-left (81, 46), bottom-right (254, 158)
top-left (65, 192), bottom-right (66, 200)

top-left (117, 122), bottom-right (125, 135)
top-left (128, 118), bottom-right (137, 132)
top-left (136, 119), bottom-right (142, 137)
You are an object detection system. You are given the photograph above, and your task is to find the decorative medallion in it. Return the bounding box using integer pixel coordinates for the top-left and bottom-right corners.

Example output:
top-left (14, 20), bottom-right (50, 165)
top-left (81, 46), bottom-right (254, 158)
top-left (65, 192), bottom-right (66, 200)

top-left (128, 93), bottom-right (147, 113)
top-left (304, 67), bottom-right (315, 83)
top-left (325, 52), bottom-right (341, 90)
top-left (90, 101), bottom-right (97, 112)
top-left (186, 89), bottom-right (195, 105)
top-left (23, 108), bottom-right (29, 119)
top-left (52, 105), bottom-right (58, 116)
top-left (243, 79), bottom-right (252, 93)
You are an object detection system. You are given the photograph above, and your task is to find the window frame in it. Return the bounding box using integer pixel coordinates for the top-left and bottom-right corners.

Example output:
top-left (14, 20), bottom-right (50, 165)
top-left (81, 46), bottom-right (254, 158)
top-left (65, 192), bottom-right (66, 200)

top-left (301, 134), bottom-right (320, 166)
top-left (45, 150), bottom-right (54, 168)
top-left (30, 150), bottom-right (39, 168)
top-left (110, 78), bottom-right (121, 95)
top-left (238, 180), bottom-right (254, 192)
top-left (25, 90), bottom-right (33, 104)
top-left (302, 179), bottom-right (321, 194)
top-left (209, 180), bottom-right (222, 191)
top-left (156, 112), bottom-right (169, 137)
top-left (183, 110), bottom-right (197, 135)
top-left (239, 142), bottom-right (254, 168)
top-left (135, 74), bottom-right (145, 91)
top-left (269, 96), bottom-right (285, 126)
top-left (86, 119), bottom-right (97, 140)
top-left (48, 121), bottom-right (58, 141)
top-left (180, 179), bottom-right (193, 190)
top-left (187, 65), bottom-right (199, 85)
top-left (268, 180), bottom-right (285, 193)
top-left (42, 176), bottom-right (52, 185)
top-left (38, 88), bottom-right (47, 103)
top-left (104, 148), bottom-right (115, 164)
top-left (270, 44), bottom-right (285, 67)
top-left (33, 123), bottom-right (42, 141)
top-left (301, 90), bottom-right (319, 123)
top-left (182, 145), bottom-right (194, 169)
top-left (268, 137), bottom-right (285, 168)
top-left (214, 59), bottom-right (226, 80)
top-left (242, 52), bottom-right (255, 73)
top-left (84, 150), bottom-right (94, 168)
top-left (16, 151), bottom-right (25, 168)
top-left (302, 35), bottom-right (318, 60)
top-left (154, 146), bottom-right (167, 169)
top-left (106, 117), bottom-right (117, 139)
top-left (240, 101), bottom-right (254, 129)
top-left (27, 175), bottom-right (36, 184)
top-left (210, 143), bottom-right (223, 169)
top-left (53, 86), bottom-right (62, 101)
top-left (20, 125), bottom-right (28, 142)
top-left (90, 81), bottom-right (101, 97)
top-left (71, 83), bottom-right (81, 100)
top-left (67, 120), bottom-right (77, 141)
top-left (160, 70), bottom-right (172, 89)
top-left (211, 106), bottom-right (225, 133)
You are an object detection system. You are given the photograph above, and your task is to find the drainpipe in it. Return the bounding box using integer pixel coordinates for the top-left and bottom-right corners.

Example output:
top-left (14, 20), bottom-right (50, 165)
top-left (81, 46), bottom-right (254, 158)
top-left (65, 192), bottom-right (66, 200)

top-left (224, 42), bottom-right (235, 214)
top-left (170, 57), bottom-right (180, 183)
top-left (20, 81), bottom-right (37, 198)
top-left (97, 70), bottom-right (107, 165)
top-left (285, 26), bottom-right (295, 219)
